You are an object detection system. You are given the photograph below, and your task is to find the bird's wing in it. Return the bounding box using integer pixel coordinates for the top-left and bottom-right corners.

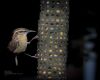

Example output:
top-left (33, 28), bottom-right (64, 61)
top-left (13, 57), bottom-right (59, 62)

top-left (8, 39), bottom-right (19, 52)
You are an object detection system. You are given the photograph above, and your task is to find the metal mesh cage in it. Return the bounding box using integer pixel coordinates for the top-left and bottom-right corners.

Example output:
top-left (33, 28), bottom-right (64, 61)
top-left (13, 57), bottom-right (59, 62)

top-left (37, 0), bottom-right (69, 79)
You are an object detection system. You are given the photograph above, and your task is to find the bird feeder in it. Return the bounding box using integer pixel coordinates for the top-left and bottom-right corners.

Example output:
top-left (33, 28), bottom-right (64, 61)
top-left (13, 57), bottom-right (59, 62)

top-left (37, 0), bottom-right (69, 79)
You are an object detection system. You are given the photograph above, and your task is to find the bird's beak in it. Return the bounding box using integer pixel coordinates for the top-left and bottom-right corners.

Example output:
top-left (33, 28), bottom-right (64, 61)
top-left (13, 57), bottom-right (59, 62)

top-left (28, 30), bottom-right (36, 33)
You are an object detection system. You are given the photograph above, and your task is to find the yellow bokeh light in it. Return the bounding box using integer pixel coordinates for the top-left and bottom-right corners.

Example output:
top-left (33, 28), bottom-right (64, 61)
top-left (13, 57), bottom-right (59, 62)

top-left (50, 27), bottom-right (54, 30)
top-left (46, 27), bottom-right (48, 30)
top-left (54, 54), bottom-right (58, 57)
top-left (56, 19), bottom-right (60, 22)
top-left (59, 49), bottom-right (63, 52)
top-left (50, 36), bottom-right (53, 39)
top-left (48, 76), bottom-right (52, 79)
top-left (41, 32), bottom-right (44, 34)
top-left (53, 67), bottom-right (57, 69)
top-left (49, 49), bottom-right (53, 52)
top-left (47, 10), bottom-right (50, 13)
top-left (46, 1), bottom-right (49, 4)
top-left (60, 37), bottom-right (63, 39)
top-left (43, 71), bottom-right (46, 74)
top-left (66, 1), bottom-right (68, 4)
top-left (58, 72), bottom-right (62, 74)
top-left (44, 58), bottom-right (47, 61)
top-left (60, 32), bottom-right (63, 35)
top-left (50, 54), bottom-right (53, 57)
top-left (57, 2), bottom-right (60, 5)
top-left (56, 10), bottom-right (60, 13)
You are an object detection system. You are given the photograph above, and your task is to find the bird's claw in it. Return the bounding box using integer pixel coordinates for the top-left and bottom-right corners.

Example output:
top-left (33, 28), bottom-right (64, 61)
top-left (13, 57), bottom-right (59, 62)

top-left (33, 35), bottom-right (39, 40)
top-left (27, 42), bottom-right (30, 44)
top-left (29, 35), bottom-right (39, 43)
top-left (24, 53), bottom-right (38, 58)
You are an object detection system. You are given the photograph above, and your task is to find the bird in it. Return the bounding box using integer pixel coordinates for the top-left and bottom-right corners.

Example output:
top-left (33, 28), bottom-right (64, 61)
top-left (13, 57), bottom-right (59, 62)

top-left (8, 28), bottom-right (38, 66)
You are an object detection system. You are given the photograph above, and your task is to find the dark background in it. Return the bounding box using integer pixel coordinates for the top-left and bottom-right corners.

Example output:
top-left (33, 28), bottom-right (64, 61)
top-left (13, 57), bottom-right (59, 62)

top-left (0, 0), bottom-right (98, 80)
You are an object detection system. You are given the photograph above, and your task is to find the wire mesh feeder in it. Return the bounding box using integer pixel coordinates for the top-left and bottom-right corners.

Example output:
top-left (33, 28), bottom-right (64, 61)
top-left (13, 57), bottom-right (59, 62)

top-left (37, 0), bottom-right (69, 80)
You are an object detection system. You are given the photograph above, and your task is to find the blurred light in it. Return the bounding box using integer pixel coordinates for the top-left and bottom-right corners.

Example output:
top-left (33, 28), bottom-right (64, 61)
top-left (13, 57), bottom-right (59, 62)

top-left (49, 49), bottom-right (53, 52)
top-left (56, 10), bottom-right (60, 13)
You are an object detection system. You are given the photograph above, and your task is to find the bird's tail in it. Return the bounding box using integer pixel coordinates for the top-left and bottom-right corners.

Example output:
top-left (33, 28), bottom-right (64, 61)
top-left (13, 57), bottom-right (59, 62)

top-left (15, 56), bottom-right (18, 66)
